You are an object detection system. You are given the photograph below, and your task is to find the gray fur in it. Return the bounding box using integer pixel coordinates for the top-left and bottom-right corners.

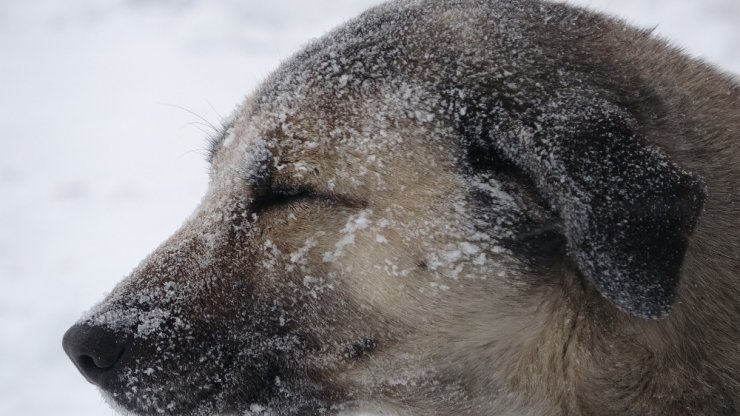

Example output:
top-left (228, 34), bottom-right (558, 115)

top-left (65, 0), bottom-right (740, 415)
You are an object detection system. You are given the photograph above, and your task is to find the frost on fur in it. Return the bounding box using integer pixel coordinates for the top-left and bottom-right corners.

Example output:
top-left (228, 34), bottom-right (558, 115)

top-left (62, 1), bottom-right (736, 415)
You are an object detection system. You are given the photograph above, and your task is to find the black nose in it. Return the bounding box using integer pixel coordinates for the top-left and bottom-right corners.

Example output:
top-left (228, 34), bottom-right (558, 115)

top-left (62, 323), bottom-right (127, 386)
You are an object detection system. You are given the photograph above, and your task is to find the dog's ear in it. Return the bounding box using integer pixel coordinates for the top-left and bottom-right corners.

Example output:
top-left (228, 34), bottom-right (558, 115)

top-left (491, 95), bottom-right (705, 319)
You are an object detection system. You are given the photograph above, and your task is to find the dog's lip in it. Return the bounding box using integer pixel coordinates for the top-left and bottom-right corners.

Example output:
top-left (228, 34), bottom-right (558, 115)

top-left (99, 350), bottom-right (285, 416)
top-left (102, 377), bottom-right (225, 416)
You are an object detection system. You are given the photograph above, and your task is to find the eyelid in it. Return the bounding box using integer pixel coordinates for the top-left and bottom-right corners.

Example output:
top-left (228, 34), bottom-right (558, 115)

top-left (249, 184), bottom-right (368, 213)
top-left (249, 186), bottom-right (318, 212)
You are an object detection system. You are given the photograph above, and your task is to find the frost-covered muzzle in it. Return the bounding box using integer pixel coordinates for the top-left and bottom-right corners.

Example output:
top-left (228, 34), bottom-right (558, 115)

top-left (63, 213), bottom-right (317, 415)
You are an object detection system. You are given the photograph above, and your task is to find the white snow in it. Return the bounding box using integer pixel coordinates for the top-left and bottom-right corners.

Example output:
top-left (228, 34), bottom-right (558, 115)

top-left (323, 209), bottom-right (373, 262)
top-left (0, 1), bottom-right (738, 415)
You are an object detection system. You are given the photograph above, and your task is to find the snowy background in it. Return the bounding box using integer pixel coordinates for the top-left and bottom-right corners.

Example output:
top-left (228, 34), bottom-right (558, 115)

top-left (0, 0), bottom-right (738, 415)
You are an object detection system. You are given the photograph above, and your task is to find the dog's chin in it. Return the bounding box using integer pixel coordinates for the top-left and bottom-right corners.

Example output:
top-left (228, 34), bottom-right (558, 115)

top-left (100, 391), bottom-right (370, 416)
top-left (97, 370), bottom-right (250, 416)
top-left (98, 375), bottom-right (350, 416)
top-left (100, 390), bottom-right (149, 416)
top-left (99, 387), bottom-right (227, 416)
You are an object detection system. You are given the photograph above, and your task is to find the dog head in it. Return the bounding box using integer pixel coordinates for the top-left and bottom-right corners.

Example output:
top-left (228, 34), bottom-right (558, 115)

top-left (63, 1), bottom-right (732, 415)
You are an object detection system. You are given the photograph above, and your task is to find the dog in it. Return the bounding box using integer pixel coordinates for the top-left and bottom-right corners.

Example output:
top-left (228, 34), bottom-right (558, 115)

top-left (62, 0), bottom-right (740, 414)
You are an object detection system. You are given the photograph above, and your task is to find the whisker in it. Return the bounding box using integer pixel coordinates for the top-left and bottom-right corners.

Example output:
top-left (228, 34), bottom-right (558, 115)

top-left (157, 102), bottom-right (222, 134)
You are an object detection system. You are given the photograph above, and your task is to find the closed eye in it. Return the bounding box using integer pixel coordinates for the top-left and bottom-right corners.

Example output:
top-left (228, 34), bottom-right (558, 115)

top-left (250, 186), bottom-right (317, 213)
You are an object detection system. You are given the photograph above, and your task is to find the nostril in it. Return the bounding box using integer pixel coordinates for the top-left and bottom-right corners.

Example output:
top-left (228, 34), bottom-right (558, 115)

top-left (62, 323), bottom-right (128, 386)
top-left (78, 349), bottom-right (123, 371)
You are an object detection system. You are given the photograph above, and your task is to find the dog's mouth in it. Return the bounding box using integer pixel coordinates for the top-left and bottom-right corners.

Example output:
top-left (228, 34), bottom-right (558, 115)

top-left (64, 322), bottom-right (297, 416)
top-left (63, 321), bottom-right (354, 416)
top-left (106, 350), bottom-right (354, 416)
top-left (106, 370), bottom-right (346, 416)
top-left (99, 350), bottom-right (289, 416)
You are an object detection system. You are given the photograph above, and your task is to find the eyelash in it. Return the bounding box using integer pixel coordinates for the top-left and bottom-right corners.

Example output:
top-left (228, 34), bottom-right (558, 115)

top-left (250, 186), bottom-right (317, 212)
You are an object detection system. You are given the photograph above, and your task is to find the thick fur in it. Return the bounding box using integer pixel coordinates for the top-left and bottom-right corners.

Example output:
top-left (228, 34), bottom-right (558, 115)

top-left (67, 0), bottom-right (740, 415)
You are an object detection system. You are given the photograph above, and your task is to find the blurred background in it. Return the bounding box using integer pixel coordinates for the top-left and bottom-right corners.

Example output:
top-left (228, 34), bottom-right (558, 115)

top-left (0, 0), bottom-right (738, 414)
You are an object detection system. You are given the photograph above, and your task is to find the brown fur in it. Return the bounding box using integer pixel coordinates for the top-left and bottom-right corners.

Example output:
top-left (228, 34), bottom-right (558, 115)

top-left (65, 1), bottom-right (740, 415)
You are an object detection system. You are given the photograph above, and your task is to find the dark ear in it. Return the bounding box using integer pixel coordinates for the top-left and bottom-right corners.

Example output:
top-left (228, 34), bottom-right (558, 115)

top-left (492, 95), bottom-right (705, 319)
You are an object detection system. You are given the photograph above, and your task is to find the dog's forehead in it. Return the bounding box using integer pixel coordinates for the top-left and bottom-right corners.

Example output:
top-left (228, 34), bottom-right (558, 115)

top-left (213, 87), bottom-right (462, 196)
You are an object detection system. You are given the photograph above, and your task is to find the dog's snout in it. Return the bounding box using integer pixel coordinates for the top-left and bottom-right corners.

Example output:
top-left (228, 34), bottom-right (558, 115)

top-left (62, 323), bottom-right (127, 386)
